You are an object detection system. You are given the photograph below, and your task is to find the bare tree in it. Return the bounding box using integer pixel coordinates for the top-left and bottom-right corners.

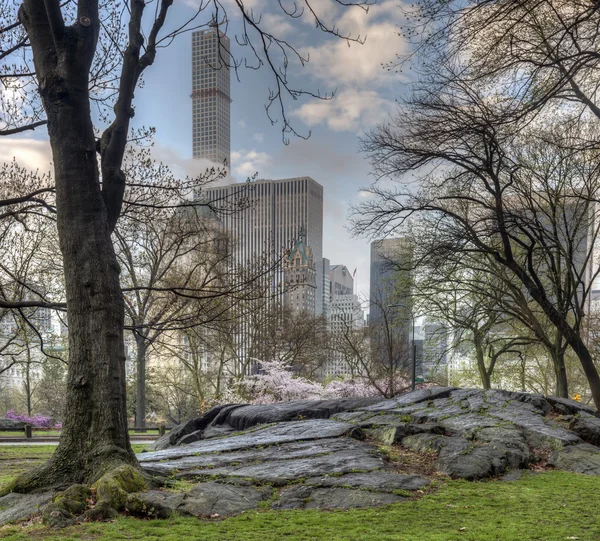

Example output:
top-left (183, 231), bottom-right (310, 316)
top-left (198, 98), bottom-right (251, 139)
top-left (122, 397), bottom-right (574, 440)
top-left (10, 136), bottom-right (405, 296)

top-left (1, 0), bottom-right (371, 499)
top-left (354, 76), bottom-right (600, 407)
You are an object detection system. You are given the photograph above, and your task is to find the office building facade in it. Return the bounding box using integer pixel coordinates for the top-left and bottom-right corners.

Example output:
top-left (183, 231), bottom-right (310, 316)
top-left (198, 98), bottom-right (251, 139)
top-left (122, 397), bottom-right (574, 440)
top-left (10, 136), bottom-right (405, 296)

top-left (369, 238), bottom-right (412, 324)
top-left (324, 264), bottom-right (365, 377)
top-left (192, 28), bottom-right (231, 166)
top-left (202, 177), bottom-right (324, 313)
top-left (283, 230), bottom-right (317, 315)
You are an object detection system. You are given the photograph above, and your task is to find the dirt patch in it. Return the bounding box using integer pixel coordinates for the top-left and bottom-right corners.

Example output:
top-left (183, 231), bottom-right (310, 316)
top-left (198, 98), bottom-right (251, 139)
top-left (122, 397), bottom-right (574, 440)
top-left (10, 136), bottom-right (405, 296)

top-left (375, 441), bottom-right (445, 479)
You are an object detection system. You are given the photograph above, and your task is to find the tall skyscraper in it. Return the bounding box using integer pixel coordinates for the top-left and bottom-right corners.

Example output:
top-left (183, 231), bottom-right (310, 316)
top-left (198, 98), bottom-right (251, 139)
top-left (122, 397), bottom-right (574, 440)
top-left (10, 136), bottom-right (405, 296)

top-left (369, 238), bottom-right (412, 324)
top-left (322, 258), bottom-right (331, 321)
top-left (202, 177), bottom-right (324, 313)
top-left (325, 264), bottom-right (364, 377)
top-left (191, 27), bottom-right (231, 166)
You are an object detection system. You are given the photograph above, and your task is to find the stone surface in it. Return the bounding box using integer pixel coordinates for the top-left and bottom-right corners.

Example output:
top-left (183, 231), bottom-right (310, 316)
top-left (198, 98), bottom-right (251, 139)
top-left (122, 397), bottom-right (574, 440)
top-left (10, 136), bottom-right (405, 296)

top-left (135, 386), bottom-right (600, 523)
top-left (136, 483), bottom-right (270, 518)
top-left (361, 387), bottom-right (457, 412)
top-left (141, 420), bottom-right (360, 464)
top-left (179, 483), bottom-right (271, 517)
top-left (0, 492), bottom-right (53, 525)
top-left (179, 448), bottom-right (384, 485)
top-left (226, 398), bottom-right (381, 430)
top-left (149, 404), bottom-right (243, 451)
top-left (305, 471), bottom-right (430, 492)
top-left (546, 396), bottom-right (596, 416)
top-left (142, 437), bottom-right (360, 475)
top-left (275, 486), bottom-right (405, 510)
top-left (438, 441), bottom-right (507, 480)
top-left (549, 443), bottom-right (600, 475)
top-left (569, 412), bottom-right (600, 446)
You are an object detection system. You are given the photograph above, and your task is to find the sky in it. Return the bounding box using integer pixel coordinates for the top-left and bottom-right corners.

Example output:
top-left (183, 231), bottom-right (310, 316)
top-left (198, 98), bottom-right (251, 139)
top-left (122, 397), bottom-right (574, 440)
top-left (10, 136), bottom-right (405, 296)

top-left (1, 0), bottom-right (409, 301)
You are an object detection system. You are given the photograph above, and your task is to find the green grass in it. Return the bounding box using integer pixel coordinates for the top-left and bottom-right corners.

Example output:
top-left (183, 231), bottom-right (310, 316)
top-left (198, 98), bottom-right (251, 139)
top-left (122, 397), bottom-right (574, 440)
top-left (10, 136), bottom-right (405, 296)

top-left (0, 430), bottom-right (163, 438)
top-left (0, 444), bottom-right (149, 494)
top-left (0, 471), bottom-right (599, 540)
top-left (2, 445), bottom-right (599, 540)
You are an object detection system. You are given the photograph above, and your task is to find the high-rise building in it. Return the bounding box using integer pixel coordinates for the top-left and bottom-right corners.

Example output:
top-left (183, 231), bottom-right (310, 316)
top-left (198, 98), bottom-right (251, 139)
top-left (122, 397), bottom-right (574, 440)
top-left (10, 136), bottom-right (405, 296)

top-left (369, 238), bottom-right (412, 324)
top-left (322, 258), bottom-right (331, 321)
top-left (201, 177), bottom-right (324, 313)
top-left (283, 230), bottom-right (317, 315)
top-left (191, 27), bottom-right (231, 166)
top-left (324, 264), bottom-right (365, 377)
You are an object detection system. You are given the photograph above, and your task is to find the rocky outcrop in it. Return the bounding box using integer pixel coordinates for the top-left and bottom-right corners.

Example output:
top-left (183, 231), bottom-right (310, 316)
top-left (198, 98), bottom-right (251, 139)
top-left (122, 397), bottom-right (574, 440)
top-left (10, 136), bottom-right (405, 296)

top-left (148, 398), bottom-right (380, 451)
top-left (3, 388), bottom-right (600, 525)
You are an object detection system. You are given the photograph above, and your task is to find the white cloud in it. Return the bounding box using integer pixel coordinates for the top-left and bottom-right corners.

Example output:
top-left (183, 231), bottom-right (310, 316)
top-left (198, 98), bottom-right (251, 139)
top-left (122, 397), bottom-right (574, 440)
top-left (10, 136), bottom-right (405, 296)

top-left (301, 1), bottom-right (405, 88)
top-left (259, 12), bottom-right (295, 37)
top-left (231, 149), bottom-right (271, 180)
top-left (252, 132), bottom-right (264, 143)
top-left (292, 89), bottom-right (394, 132)
top-left (238, 119), bottom-right (247, 129)
top-left (0, 137), bottom-right (52, 173)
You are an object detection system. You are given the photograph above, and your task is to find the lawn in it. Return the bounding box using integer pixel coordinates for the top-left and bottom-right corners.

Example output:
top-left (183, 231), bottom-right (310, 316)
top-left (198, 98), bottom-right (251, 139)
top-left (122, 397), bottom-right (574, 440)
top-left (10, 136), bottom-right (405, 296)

top-left (0, 430), bottom-right (164, 438)
top-left (1, 446), bottom-right (599, 541)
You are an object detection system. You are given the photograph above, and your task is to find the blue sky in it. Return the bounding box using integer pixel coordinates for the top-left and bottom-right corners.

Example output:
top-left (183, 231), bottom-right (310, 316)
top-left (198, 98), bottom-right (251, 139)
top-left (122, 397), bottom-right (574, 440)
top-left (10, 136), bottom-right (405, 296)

top-left (2, 0), bottom-right (409, 301)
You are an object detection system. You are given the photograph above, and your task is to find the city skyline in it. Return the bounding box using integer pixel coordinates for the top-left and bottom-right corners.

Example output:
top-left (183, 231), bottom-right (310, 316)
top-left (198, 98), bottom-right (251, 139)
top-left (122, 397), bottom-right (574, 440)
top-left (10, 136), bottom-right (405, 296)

top-left (1, 1), bottom-right (403, 301)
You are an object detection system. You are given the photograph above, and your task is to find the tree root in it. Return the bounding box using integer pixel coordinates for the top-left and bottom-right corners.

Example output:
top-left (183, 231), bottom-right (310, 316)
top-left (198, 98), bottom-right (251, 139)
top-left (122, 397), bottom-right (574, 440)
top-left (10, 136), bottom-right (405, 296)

top-left (40, 465), bottom-right (170, 528)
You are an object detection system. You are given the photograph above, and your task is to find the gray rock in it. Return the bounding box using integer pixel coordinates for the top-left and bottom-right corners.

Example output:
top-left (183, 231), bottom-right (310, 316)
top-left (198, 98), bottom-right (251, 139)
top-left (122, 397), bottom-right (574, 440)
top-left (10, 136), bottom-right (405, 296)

top-left (142, 437), bottom-right (367, 476)
top-left (177, 430), bottom-right (205, 446)
top-left (203, 425), bottom-right (238, 439)
top-left (549, 443), bottom-right (600, 475)
top-left (438, 441), bottom-right (507, 480)
top-left (178, 482), bottom-right (270, 517)
top-left (569, 412), bottom-right (600, 446)
top-left (132, 490), bottom-right (185, 518)
top-left (437, 414), bottom-right (499, 438)
top-left (487, 402), bottom-right (580, 448)
top-left (0, 492), bottom-right (53, 525)
top-left (305, 471), bottom-right (429, 492)
top-left (353, 413), bottom-right (410, 428)
top-left (331, 411), bottom-right (376, 423)
top-left (149, 404), bottom-right (243, 451)
top-left (500, 470), bottom-right (526, 482)
top-left (174, 446), bottom-right (384, 485)
top-left (475, 426), bottom-right (530, 468)
top-left (509, 392), bottom-right (552, 414)
top-left (140, 419), bottom-right (359, 463)
top-left (365, 425), bottom-right (406, 444)
top-left (401, 433), bottom-right (451, 454)
top-left (275, 486), bottom-right (405, 510)
top-left (361, 387), bottom-right (456, 412)
top-left (225, 397), bottom-right (382, 431)
top-left (546, 396), bottom-right (597, 416)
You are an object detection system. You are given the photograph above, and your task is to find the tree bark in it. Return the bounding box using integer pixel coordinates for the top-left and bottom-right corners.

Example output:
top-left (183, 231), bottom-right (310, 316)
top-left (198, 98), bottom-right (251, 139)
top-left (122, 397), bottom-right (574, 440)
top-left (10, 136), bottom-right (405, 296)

top-left (474, 338), bottom-right (491, 390)
top-left (14, 2), bottom-right (136, 490)
top-left (548, 334), bottom-right (569, 398)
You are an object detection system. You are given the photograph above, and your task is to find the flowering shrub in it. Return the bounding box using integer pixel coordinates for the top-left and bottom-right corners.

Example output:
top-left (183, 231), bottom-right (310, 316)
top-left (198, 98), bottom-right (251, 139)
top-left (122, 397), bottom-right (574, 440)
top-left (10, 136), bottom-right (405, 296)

top-left (240, 360), bottom-right (433, 404)
top-left (5, 410), bottom-right (62, 428)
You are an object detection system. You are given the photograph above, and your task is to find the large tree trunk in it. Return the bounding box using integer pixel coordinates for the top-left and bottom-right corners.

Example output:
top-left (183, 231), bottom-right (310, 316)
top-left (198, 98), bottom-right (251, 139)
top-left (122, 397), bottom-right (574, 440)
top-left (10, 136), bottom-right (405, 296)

top-left (13, 17), bottom-right (135, 490)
